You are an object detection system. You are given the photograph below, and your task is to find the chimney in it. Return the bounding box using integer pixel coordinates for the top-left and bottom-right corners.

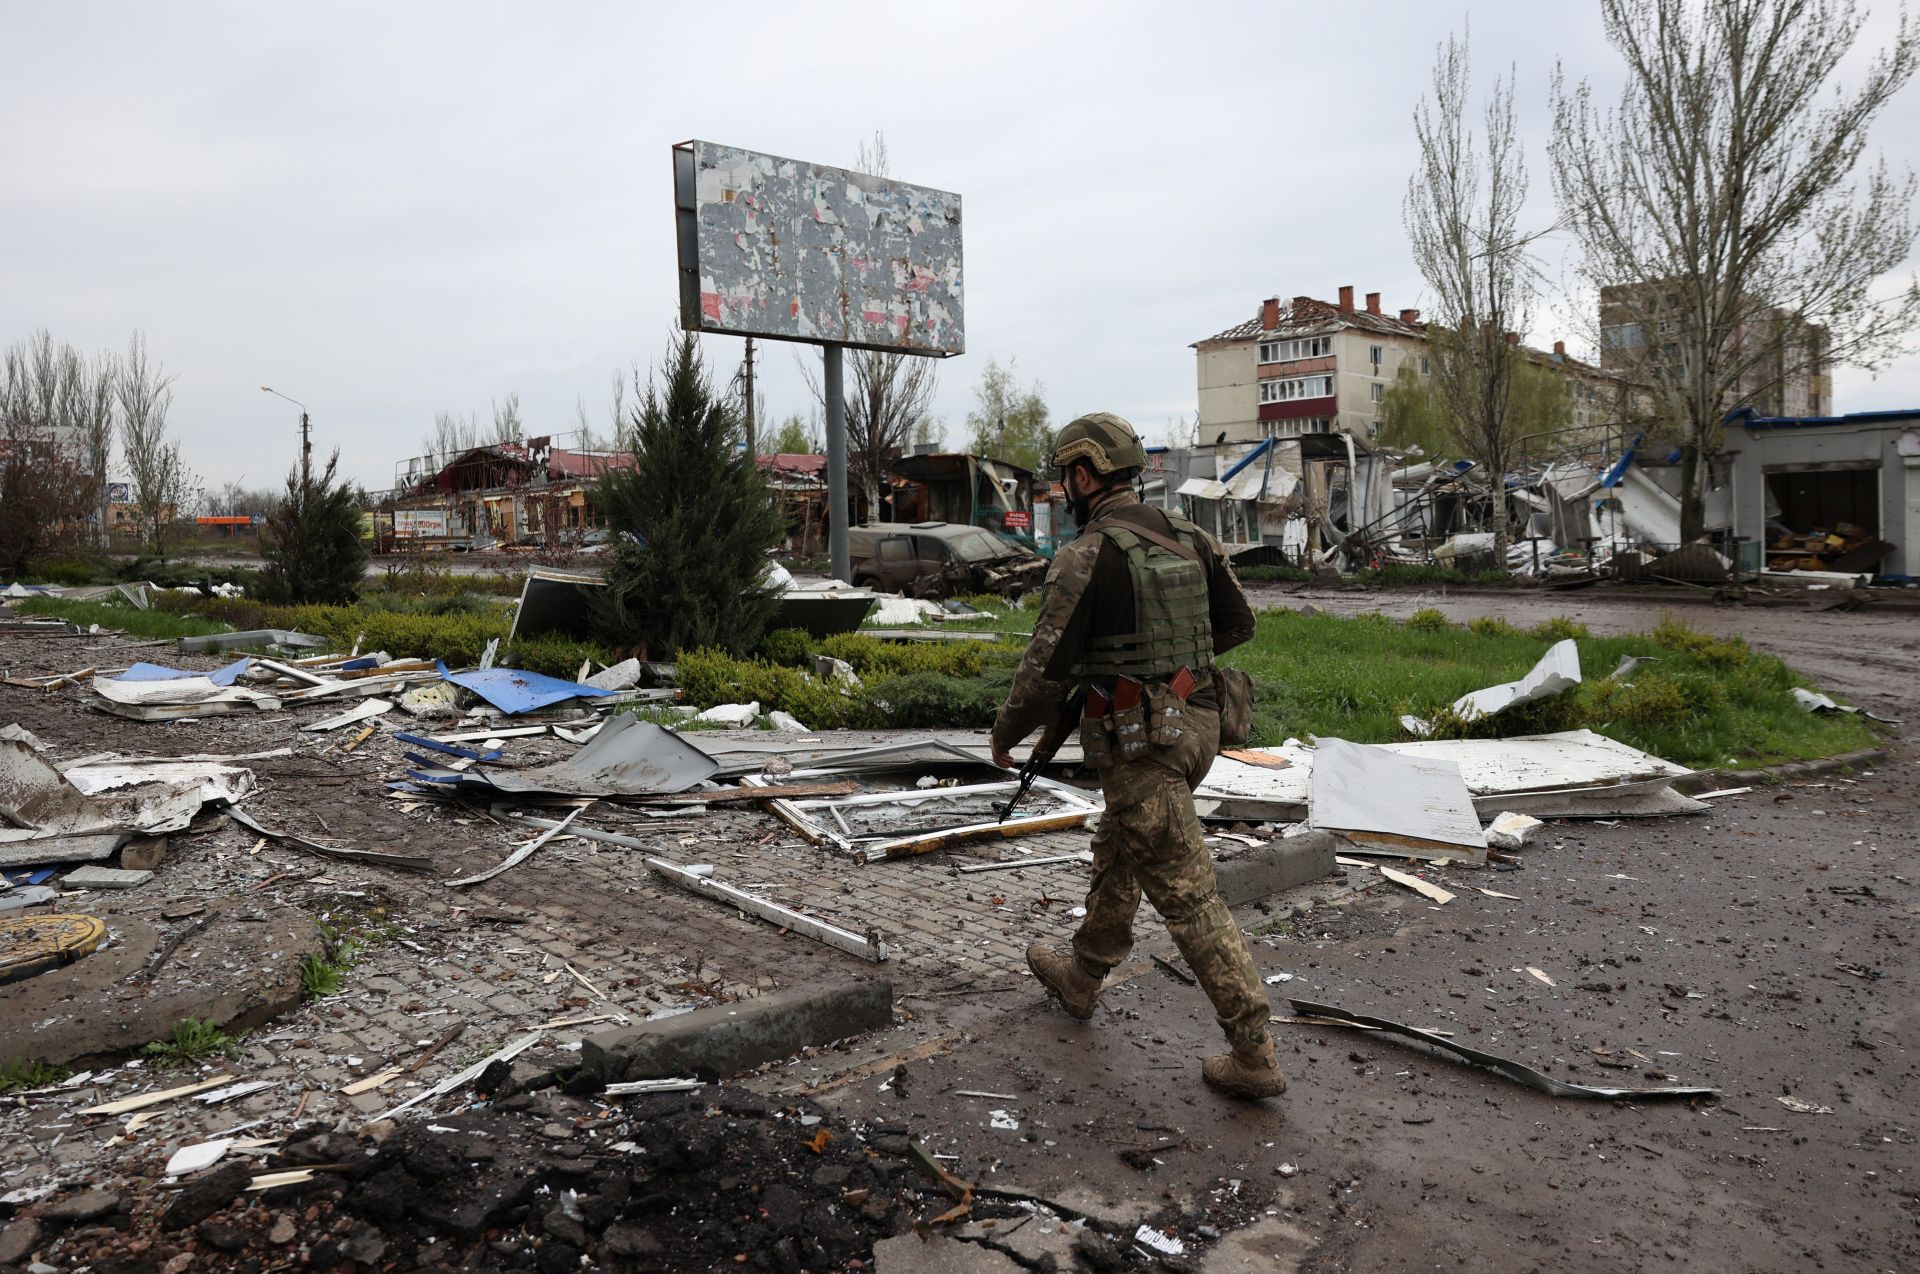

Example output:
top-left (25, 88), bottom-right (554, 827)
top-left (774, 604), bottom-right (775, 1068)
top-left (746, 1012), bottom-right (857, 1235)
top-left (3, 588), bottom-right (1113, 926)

top-left (1260, 297), bottom-right (1279, 330)
top-left (1365, 291), bottom-right (1381, 316)
top-left (1399, 308), bottom-right (1421, 324)
top-left (1338, 285), bottom-right (1355, 312)
top-left (1553, 339), bottom-right (1566, 357)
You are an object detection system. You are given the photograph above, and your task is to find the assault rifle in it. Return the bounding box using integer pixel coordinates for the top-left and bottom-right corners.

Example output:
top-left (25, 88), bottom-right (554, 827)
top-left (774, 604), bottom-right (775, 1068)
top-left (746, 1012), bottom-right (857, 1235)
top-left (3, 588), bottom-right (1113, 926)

top-left (997, 685), bottom-right (1087, 823)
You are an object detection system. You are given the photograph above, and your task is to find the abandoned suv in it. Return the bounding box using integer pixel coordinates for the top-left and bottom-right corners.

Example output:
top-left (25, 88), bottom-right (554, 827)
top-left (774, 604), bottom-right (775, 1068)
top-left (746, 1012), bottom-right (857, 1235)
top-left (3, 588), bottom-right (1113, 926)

top-left (847, 522), bottom-right (1045, 599)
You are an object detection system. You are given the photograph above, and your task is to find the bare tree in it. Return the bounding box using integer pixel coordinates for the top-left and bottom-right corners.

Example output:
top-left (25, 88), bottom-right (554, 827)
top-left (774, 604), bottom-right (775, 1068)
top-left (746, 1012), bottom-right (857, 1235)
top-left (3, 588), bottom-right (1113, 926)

top-left (1551, 0), bottom-right (1920, 539)
top-left (488, 391), bottom-right (524, 445)
top-left (1405, 32), bottom-right (1540, 556)
top-left (798, 131), bottom-right (941, 519)
top-left (78, 349), bottom-right (117, 545)
top-left (0, 335), bottom-right (85, 572)
top-left (119, 331), bottom-right (194, 557)
top-left (420, 409), bottom-right (480, 466)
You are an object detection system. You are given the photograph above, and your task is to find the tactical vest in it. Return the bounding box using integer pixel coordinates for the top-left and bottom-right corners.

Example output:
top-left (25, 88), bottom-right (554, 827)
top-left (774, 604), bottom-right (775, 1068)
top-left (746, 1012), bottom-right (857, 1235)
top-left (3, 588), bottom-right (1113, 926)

top-left (1070, 517), bottom-right (1214, 679)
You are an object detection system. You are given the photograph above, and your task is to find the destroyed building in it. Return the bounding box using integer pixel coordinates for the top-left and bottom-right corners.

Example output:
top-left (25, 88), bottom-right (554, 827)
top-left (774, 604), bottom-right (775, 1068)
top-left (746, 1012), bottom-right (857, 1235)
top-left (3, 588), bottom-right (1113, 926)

top-left (382, 437), bottom-right (636, 550)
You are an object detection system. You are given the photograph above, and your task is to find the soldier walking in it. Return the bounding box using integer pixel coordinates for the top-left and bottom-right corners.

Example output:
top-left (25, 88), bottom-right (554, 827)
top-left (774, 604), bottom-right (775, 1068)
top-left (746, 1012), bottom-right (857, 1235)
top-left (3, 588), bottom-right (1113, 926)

top-left (990, 413), bottom-right (1285, 1100)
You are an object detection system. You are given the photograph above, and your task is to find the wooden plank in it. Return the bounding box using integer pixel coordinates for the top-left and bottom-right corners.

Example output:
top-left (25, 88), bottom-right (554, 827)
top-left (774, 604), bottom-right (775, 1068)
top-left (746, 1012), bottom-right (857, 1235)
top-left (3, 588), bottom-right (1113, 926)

top-left (1378, 865), bottom-right (1455, 905)
top-left (78, 1074), bottom-right (236, 1116)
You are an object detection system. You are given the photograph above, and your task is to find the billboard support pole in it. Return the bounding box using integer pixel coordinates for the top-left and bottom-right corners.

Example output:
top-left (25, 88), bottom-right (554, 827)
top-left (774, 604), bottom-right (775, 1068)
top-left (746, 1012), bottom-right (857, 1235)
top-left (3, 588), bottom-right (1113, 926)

top-left (824, 343), bottom-right (850, 584)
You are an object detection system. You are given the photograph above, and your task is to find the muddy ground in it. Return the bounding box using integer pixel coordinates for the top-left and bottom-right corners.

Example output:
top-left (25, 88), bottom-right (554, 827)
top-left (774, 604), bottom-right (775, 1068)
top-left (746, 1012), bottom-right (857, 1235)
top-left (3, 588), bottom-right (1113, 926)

top-left (0, 583), bottom-right (1915, 1272)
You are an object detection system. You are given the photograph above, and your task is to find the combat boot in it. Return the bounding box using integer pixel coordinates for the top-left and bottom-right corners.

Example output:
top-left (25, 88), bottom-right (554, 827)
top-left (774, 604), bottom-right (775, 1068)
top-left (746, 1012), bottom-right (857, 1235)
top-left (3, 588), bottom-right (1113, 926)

top-left (1202, 1037), bottom-right (1287, 1100)
top-left (1026, 942), bottom-right (1101, 1019)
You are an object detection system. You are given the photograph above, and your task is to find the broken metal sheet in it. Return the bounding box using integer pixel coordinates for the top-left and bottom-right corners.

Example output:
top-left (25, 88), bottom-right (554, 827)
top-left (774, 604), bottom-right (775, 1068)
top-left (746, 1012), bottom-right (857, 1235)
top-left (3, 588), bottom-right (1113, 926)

top-left (377, 1030), bottom-right (545, 1121)
top-left (768, 777), bottom-right (1102, 863)
top-left (1485, 781), bottom-right (1709, 819)
top-left (118, 658), bottom-right (251, 687)
top-left (1308, 739), bottom-right (1487, 865)
top-left (1287, 999), bottom-right (1716, 1100)
top-left (0, 740), bottom-right (126, 864)
top-left (177, 629), bottom-right (326, 654)
top-left (506, 567), bottom-right (602, 642)
top-left (445, 804), bottom-right (588, 887)
top-left (707, 733), bottom-right (1082, 779)
top-left (303, 698), bottom-right (394, 732)
top-left (645, 854), bottom-right (888, 961)
top-left (1450, 639), bottom-right (1582, 724)
top-left (62, 758), bottom-right (255, 835)
top-left (1198, 730), bottom-right (1699, 823)
top-left (394, 733), bottom-right (501, 763)
top-left (91, 674), bottom-right (281, 710)
top-left (227, 806), bottom-right (433, 873)
top-left (1792, 687), bottom-right (1901, 725)
top-left (436, 660), bottom-right (615, 715)
top-left (426, 714), bottom-right (716, 798)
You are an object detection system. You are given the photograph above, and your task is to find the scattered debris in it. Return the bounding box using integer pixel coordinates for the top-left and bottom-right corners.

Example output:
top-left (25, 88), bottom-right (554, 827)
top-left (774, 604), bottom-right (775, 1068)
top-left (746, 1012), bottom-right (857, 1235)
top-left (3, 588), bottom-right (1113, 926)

top-left (1484, 811), bottom-right (1543, 850)
top-left (228, 806), bottom-right (433, 872)
top-left (1526, 967), bottom-right (1557, 987)
top-left (1288, 1000), bottom-right (1716, 1099)
top-left (1791, 688), bottom-right (1901, 725)
top-left (1776, 1095), bottom-right (1833, 1115)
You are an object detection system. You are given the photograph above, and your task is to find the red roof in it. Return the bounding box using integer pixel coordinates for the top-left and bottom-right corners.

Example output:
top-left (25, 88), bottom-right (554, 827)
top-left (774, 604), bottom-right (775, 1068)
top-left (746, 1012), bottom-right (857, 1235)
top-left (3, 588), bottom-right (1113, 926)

top-left (546, 448), bottom-right (636, 478)
top-left (757, 453), bottom-right (827, 475)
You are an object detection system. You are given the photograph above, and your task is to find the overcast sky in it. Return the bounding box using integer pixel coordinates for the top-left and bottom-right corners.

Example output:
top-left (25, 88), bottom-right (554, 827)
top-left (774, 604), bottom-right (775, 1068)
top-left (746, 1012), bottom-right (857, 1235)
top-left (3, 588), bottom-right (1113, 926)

top-left (4, 1), bottom-right (1916, 494)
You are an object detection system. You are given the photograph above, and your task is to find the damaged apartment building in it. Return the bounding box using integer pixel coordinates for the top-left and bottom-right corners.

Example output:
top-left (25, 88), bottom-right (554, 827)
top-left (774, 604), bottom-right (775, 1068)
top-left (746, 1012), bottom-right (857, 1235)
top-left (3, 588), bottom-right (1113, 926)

top-left (1173, 285), bottom-right (1915, 583)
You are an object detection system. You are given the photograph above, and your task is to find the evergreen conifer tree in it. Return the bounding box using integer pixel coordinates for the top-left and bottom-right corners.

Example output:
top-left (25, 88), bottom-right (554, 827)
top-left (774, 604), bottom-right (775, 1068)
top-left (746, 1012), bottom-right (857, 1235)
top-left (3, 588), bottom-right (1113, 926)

top-left (591, 332), bottom-right (784, 658)
top-left (257, 451), bottom-right (370, 604)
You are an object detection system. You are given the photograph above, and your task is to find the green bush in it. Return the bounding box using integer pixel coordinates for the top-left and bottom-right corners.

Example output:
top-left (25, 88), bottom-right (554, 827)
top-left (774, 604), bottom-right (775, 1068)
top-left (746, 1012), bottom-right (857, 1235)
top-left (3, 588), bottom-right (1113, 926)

top-left (866, 669), bottom-right (1011, 728)
top-left (1528, 616), bottom-right (1591, 641)
top-left (1404, 608), bottom-right (1453, 633)
top-left (817, 632), bottom-right (1008, 680)
top-left (757, 628), bottom-right (818, 667)
top-left (1467, 616), bottom-right (1521, 639)
top-left (1651, 613), bottom-right (1751, 669)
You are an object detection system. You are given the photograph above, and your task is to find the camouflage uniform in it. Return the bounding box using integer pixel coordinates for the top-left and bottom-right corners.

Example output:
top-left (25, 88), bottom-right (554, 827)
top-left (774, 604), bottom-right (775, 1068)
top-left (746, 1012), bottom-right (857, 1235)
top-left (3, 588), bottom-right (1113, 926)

top-left (991, 486), bottom-right (1270, 1054)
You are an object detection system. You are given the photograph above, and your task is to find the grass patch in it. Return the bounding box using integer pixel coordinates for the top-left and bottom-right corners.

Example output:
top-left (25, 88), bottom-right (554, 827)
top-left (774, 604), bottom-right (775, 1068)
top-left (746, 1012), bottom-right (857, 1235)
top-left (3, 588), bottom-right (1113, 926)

top-left (12, 597), bottom-right (230, 641)
top-left (143, 1018), bottom-right (244, 1068)
top-left (0, 1058), bottom-right (69, 1092)
top-left (1221, 609), bottom-right (1878, 769)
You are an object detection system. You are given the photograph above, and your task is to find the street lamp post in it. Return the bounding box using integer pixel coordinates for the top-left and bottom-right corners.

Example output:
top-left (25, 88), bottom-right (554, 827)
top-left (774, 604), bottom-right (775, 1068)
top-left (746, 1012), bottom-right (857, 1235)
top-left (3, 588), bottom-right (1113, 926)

top-left (260, 386), bottom-right (311, 487)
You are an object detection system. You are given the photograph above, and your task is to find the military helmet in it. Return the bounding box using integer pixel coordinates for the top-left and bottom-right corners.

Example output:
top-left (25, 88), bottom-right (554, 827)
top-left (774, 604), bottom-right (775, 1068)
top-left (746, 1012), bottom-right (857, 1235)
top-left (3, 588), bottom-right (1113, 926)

top-left (1053, 412), bottom-right (1148, 476)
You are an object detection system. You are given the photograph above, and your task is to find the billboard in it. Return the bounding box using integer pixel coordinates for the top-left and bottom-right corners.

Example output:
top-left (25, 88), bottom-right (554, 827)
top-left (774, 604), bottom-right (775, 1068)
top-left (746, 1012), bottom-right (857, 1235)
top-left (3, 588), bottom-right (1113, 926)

top-left (393, 508), bottom-right (449, 539)
top-left (673, 140), bottom-right (964, 357)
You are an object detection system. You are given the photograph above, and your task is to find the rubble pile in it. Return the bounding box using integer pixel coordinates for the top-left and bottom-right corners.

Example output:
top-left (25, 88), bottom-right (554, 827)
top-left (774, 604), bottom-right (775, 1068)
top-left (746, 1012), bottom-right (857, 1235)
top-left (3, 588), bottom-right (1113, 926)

top-left (11, 1091), bottom-right (1163, 1273)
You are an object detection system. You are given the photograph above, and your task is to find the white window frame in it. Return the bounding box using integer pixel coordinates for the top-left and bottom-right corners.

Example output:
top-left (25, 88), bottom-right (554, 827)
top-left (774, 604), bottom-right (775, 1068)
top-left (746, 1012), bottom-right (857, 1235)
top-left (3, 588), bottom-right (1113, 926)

top-left (1259, 374), bottom-right (1336, 404)
top-left (1370, 382), bottom-right (1384, 403)
top-left (1257, 335), bottom-right (1333, 365)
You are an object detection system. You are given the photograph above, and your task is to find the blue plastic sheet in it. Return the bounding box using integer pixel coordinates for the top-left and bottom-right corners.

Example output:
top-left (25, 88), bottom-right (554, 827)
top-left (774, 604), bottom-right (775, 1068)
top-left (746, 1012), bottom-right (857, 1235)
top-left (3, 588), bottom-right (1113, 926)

top-left (115, 658), bottom-right (251, 687)
top-left (435, 660), bottom-right (614, 715)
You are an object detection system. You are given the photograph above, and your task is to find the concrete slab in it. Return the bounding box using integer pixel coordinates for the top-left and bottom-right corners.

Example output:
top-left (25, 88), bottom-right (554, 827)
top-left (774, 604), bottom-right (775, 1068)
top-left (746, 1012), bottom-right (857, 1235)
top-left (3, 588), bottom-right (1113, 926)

top-left (0, 906), bottom-right (318, 1066)
top-left (61, 866), bottom-right (154, 890)
top-left (583, 978), bottom-right (893, 1083)
top-left (1214, 831), bottom-right (1337, 907)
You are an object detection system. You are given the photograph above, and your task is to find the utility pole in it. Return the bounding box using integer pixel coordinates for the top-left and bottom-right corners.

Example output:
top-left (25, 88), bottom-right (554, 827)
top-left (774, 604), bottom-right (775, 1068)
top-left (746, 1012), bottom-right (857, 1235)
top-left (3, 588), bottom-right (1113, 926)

top-left (262, 386), bottom-right (313, 489)
top-left (742, 336), bottom-right (757, 456)
top-left (824, 345), bottom-right (849, 583)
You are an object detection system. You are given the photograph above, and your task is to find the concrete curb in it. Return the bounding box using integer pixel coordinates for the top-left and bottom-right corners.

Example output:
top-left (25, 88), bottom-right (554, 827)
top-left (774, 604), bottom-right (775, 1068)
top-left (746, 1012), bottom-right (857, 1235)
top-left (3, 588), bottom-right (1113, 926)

top-left (582, 978), bottom-right (894, 1083)
top-left (1681, 748), bottom-right (1886, 792)
top-left (1215, 831), bottom-right (1338, 907)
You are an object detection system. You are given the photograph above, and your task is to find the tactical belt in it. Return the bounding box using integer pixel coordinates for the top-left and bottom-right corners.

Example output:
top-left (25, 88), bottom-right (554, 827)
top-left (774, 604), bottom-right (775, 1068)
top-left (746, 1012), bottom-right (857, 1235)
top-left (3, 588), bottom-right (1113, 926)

top-left (1084, 666), bottom-right (1198, 720)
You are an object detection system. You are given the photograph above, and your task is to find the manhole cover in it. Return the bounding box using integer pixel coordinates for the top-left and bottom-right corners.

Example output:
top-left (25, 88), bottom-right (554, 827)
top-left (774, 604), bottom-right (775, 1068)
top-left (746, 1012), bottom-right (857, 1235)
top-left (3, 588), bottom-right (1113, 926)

top-left (0, 914), bottom-right (107, 984)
